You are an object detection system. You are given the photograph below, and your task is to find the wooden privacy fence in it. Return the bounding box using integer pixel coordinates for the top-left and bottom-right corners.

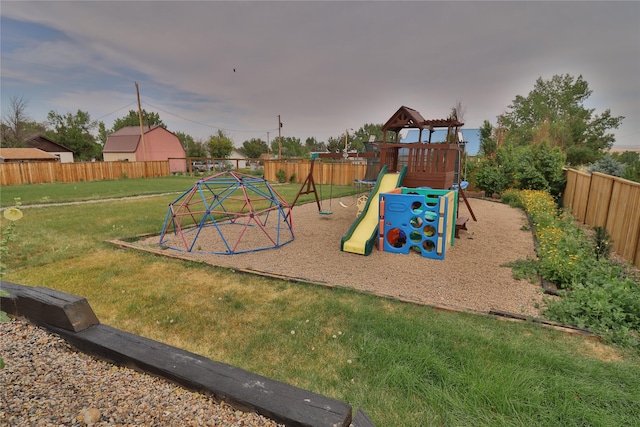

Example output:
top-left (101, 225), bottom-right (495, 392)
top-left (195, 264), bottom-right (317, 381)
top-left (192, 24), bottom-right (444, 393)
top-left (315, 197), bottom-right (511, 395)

top-left (264, 159), bottom-right (367, 186)
top-left (563, 169), bottom-right (640, 268)
top-left (0, 161), bottom-right (170, 186)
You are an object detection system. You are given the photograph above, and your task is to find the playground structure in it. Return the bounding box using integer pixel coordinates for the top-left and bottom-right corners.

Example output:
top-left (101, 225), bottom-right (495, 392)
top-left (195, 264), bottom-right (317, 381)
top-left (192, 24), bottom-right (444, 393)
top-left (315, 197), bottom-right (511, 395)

top-left (336, 106), bottom-right (477, 258)
top-left (379, 105), bottom-right (465, 190)
top-left (379, 188), bottom-right (457, 260)
top-left (160, 105), bottom-right (474, 258)
top-left (159, 171), bottom-right (294, 254)
top-left (341, 166), bottom-right (407, 255)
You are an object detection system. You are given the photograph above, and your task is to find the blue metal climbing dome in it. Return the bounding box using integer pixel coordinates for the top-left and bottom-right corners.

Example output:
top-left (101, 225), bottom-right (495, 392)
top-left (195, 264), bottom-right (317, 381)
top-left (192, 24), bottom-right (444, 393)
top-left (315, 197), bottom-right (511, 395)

top-left (160, 171), bottom-right (294, 254)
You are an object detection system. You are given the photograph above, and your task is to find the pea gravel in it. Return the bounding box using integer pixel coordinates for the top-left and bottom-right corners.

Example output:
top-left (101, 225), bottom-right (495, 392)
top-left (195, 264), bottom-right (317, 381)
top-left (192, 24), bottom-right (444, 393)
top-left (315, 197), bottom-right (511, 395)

top-left (132, 195), bottom-right (547, 317)
top-left (0, 318), bottom-right (283, 427)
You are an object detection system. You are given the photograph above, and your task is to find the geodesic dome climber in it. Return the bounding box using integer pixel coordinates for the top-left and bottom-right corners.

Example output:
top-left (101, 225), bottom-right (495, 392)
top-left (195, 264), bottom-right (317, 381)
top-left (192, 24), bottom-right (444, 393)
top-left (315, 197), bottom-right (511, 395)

top-left (159, 171), bottom-right (294, 254)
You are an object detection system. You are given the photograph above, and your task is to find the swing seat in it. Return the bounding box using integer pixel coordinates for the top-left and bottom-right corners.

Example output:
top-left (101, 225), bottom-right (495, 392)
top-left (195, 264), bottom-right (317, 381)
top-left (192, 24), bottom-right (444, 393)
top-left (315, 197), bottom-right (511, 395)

top-left (319, 210), bottom-right (333, 215)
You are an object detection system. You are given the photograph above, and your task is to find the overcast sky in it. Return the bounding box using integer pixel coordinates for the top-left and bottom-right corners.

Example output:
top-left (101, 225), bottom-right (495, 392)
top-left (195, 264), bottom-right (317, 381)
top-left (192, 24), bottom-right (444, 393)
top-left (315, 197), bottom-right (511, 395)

top-left (1, 1), bottom-right (639, 149)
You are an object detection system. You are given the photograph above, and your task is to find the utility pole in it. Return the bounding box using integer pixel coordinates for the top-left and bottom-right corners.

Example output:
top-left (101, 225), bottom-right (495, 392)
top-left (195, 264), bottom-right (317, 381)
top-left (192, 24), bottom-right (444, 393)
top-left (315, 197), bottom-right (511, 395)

top-left (135, 82), bottom-right (147, 161)
top-left (278, 115), bottom-right (282, 159)
top-left (267, 131), bottom-right (270, 154)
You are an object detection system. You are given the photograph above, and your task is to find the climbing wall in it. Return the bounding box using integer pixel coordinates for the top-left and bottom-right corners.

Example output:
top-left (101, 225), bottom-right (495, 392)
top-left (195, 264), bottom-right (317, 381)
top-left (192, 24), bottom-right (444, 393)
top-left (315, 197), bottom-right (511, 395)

top-left (379, 188), bottom-right (457, 260)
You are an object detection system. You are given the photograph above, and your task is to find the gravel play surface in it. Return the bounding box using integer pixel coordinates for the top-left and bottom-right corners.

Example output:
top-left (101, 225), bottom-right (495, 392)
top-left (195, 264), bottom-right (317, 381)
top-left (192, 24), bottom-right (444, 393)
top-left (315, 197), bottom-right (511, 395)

top-left (131, 195), bottom-right (546, 317)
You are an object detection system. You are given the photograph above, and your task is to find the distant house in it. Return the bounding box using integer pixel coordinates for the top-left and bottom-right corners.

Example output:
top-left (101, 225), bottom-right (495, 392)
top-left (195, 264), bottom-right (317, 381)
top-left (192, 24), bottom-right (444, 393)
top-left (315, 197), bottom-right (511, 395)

top-left (24, 134), bottom-right (75, 163)
top-left (230, 149), bottom-right (249, 169)
top-left (103, 125), bottom-right (186, 173)
top-left (0, 148), bottom-right (60, 163)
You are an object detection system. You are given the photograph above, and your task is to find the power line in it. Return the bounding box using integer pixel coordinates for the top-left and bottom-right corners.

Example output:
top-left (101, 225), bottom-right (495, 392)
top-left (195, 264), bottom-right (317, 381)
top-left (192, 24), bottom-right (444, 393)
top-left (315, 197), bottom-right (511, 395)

top-left (94, 102), bottom-right (138, 121)
top-left (141, 100), bottom-right (278, 134)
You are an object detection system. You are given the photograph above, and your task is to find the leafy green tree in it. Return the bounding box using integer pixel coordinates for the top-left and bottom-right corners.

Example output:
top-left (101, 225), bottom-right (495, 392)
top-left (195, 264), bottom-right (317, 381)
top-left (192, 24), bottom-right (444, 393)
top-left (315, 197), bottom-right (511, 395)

top-left (588, 154), bottom-right (624, 177)
top-left (352, 123), bottom-right (390, 149)
top-left (46, 110), bottom-right (102, 160)
top-left (305, 137), bottom-right (325, 153)
top-left (611, 151), bottom-right (640, 183)
top-left (239, 138), bottom-right (269, 159)
top-left (622, 160), bottom-right (640, 183)
top-left (610, 150), bottom-right (640, 165)
top-left (97, 122), bottom-right (109, 145)
top-left (474, 142), bottom-right (565, 196)
top-left (479, 120), bottom-right (497, 158)
top-left (112, 109), bottom-right (165, 132)
top-left (498, 74), bottom-right (624, 165)
top-left (325, 136), bottom-right (344, 154)
top-left (269, 136), bottom-right (307, 158)
top-left (175, 131), bottom-right (206, 157)
top-left (207, 130), bottom-right (234, 158)
top-left (516, 142), bottom-right (566, 194)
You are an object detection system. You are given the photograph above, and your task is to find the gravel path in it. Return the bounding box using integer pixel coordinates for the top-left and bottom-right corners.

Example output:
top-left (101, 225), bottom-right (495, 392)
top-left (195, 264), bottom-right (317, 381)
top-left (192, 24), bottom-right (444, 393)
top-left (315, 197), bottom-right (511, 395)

top-left (133, 195), bottom-right (546, 317)
top-left (0, 319), bottom-right (283, 427)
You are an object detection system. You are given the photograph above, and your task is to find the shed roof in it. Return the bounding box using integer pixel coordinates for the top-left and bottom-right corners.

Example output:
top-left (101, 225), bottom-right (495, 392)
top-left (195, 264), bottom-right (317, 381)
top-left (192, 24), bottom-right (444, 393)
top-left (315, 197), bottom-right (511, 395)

top-left (0, 148), bottom-right (60, 161)
top-left (25, 134), bottom-right (74, 153)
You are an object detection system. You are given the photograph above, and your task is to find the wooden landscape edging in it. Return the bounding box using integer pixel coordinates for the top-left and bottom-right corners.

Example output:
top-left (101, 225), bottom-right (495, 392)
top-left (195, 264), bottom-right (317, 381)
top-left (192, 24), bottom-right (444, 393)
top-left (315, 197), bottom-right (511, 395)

top-left (0, 280), bottom-right (369, 427)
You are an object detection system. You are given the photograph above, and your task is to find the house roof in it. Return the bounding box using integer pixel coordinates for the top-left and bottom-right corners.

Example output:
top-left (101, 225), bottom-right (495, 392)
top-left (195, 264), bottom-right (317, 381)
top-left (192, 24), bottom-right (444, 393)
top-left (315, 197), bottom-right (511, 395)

top-left (231, 149), bottom-right (248, 159)
top-left (24, 134), bottom-right (74, 153)
top-left (103, 125), bottom-right (173, 153)
top-left (0, 148), bottom-right (60, 161)
top-left (103, 134), bottom-right (140, 153)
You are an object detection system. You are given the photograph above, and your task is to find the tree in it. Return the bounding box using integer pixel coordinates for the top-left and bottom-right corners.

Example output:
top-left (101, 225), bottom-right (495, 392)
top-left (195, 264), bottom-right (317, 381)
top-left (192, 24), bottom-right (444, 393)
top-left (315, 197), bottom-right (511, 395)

top-left (450, 101), bottom-right (467, 124)
top-left (175, 131), bottom-right (207, 158)
top-left (1, 96), bottom-right (30, 147)
top-left (207, 130), bottom-right (234, 158)
top-left (610, 151), bottom-right (640, 183)
top-left (351, 123), bottom-right (389, 149)
top-left (479, 120), bottom-right (497, 158)
top-left (239, 138), bottom-right (269, 159)
top-left (269, 136), bottom-right (307, 158)
top-left (305, 137), bottom-right (325, 153)
top-left (325, 136), bottom-right (344, 154)
top-left (46, 110), bottom-right (102, 160)
top-left (473, 142), bottom-right (566, 196)
top-left (588, 154), bottom-right (624, 177)
top-left (112, 109), bottom-right (165, 132)
top-left (498, 74), bottom-right (624, 165)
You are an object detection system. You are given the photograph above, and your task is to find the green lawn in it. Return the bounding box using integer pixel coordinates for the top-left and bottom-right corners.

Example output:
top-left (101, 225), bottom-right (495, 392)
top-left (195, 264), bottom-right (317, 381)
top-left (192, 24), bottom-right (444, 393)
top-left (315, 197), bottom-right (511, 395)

top-left (2, 177), bottom-right (639, 426)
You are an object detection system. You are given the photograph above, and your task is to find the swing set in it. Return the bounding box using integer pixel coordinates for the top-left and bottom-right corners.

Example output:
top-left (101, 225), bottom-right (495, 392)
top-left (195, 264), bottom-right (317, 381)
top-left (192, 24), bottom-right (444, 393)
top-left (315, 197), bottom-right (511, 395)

top-left (290, 151), bottom-right (376, 217)
top-left (289, 154), bottom-right (335, 215)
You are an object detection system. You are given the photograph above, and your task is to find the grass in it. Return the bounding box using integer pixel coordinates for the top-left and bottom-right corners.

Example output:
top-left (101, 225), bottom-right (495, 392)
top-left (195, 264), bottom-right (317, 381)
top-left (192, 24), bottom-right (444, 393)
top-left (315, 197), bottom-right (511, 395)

top-left (2, 178), bottom-right (640, 426)
top-left (0, 174), bottom-right (359, 208)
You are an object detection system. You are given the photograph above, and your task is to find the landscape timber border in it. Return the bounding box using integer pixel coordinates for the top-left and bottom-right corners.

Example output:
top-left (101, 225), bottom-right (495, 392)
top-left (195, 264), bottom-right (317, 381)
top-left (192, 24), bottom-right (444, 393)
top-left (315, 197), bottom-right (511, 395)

top-left (0, 281), bottom-right (376, 427)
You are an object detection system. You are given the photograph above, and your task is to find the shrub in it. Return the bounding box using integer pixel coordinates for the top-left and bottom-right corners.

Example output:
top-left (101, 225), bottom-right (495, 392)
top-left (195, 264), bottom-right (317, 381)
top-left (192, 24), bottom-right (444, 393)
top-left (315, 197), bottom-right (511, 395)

top-left (474, 163), bottom-right (508, 196)
top-left (276, 169), bottom-right (287, 183)
top-left (588, 154), bottom-right (624, 177)
top-left (508, 189), bottom-right (640, 349)
top-left (593, 226), bottom-right (612, 261)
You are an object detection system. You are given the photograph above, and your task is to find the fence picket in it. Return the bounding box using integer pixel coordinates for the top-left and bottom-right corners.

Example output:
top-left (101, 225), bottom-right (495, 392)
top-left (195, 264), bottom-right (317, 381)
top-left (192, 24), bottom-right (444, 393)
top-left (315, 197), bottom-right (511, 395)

top-left (563, 169), bottom-right (640, 267)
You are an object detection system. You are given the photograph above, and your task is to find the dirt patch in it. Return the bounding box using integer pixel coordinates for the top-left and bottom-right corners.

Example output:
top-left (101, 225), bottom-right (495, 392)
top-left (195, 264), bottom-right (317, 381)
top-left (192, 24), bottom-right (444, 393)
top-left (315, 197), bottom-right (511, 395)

top-left (121, 196), bottom-right (548, 317)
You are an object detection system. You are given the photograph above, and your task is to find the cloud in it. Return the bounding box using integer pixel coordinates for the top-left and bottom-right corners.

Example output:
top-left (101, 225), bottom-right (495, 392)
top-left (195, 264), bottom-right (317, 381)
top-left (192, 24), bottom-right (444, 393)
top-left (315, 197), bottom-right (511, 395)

top-left (1, 1), bottom-right (638, 148)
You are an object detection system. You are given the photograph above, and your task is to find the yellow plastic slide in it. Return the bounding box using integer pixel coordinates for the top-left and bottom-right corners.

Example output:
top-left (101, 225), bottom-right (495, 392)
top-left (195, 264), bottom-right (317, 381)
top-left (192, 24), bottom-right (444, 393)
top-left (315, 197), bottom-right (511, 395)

top-left (341, 166), bottom-right (406, 255)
